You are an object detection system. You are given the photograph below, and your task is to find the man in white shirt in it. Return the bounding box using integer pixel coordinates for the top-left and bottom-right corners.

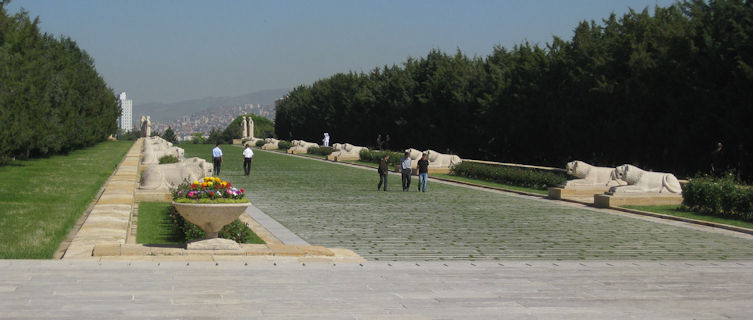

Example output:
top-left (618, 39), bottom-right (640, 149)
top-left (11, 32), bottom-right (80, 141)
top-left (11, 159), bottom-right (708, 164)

top-left (212, 143), bottom-right (223, 175)
top-left (242, 144), bottom-right (254, 176)
top-left (400, 151), bottom-right (412, 191)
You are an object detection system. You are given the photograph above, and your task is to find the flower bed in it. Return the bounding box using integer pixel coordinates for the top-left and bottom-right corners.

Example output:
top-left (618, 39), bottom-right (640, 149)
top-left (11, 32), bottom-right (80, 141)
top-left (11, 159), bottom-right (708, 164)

top-left (172, 176), bottom-right (249, 203)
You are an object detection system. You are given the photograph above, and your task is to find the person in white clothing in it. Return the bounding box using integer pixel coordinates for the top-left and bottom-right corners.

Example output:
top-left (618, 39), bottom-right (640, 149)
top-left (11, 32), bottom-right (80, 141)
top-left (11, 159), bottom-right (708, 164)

top-left (212, 143), bottom-right (223, 175)
top-left (242, 144), bottom-right (254, 176)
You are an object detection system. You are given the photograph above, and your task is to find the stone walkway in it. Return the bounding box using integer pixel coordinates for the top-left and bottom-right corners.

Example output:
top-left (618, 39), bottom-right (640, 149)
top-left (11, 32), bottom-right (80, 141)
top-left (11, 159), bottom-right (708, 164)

top-left (62, 140), bottom-right (143, 259)
top-left (243, 150), bottom-right (753, 261)
top-left (1, 259), bottom-right (752, 319)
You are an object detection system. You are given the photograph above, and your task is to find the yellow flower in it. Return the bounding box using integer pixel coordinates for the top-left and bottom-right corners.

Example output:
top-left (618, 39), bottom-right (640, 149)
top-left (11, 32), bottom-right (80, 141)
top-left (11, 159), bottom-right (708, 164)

top-left (221, 181), bottom-right (228, 187)
top-left (192, 180), bottom-right (200, 185)
top-left (207, 182), bottom-right (214, 187)
top-left (214, 177), bottom-right (221, 183)
top-left (204, 177), bottom-right (211, 182)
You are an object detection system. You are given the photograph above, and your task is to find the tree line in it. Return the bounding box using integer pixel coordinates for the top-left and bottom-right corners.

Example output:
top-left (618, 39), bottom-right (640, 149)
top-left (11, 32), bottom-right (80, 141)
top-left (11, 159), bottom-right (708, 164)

top-left (275, 0), bottom-right (753, 180)
top-left (0, 3), bottom-right (120, 164)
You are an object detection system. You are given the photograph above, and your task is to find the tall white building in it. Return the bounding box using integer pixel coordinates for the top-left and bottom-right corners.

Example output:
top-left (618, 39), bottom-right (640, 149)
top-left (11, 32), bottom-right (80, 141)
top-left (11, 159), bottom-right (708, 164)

top-left (118, 92), bottom-right (133, 132)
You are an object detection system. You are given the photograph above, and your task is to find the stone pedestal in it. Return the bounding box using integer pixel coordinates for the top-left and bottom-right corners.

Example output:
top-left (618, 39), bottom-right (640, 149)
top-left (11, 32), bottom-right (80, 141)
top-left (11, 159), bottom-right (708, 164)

top-left (232, 139), bottom-right (243, 145)
top-left (187, 238), bottom-right (242, 250)
top-left (548, 186), bottom-right (610, 201)
top-left (134, 190), bottom-right (171, 202)
top-left (594, 193), bottom-right (683, 208)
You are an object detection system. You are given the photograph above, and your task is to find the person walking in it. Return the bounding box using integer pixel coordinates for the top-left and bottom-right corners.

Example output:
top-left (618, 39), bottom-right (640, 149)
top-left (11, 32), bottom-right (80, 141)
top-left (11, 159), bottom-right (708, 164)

top-left (417, 153), bottom-right (429, 192)
top-left (212, 143), bottom-right (223, 176)
top-left (377, 153), bottom-right (390, 191)
top-left (401, 151), bottom-right (412, 191)
top-left (242, 143), bottom-right (254, 176)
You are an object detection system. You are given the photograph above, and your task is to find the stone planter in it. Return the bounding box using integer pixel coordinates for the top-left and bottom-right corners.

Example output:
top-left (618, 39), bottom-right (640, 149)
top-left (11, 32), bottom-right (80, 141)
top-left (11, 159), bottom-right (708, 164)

top-left (171, 201), bottom-right (250, 239)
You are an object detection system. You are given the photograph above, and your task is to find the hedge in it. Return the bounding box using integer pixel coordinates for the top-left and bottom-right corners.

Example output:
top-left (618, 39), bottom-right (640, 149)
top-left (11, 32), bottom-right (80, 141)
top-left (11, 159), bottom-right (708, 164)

top-left (255, 140), bottom-right (265, 147)
top-left (682, 175), bottom-right (753, 222)
top-left (307, 146), bottom-right (334, 156)
top-left (277, 140), bottom-right (292, 150)
top-left (158, 155), bottom-right (179, 164)
top-left (449, 162), bottom-right (567, 190)
top-left (359, 149), bottom-right (404, 166)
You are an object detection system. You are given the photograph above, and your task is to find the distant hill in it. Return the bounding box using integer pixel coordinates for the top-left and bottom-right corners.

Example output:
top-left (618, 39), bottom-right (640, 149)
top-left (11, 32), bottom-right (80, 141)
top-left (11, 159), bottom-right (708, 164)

top-left (132, 88), bottom-right (289, 122)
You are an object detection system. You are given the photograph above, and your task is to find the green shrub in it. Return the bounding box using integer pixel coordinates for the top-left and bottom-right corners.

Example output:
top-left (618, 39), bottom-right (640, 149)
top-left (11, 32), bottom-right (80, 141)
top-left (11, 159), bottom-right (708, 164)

top-left (277, 140), bottom-right (292, 150)
top-left (255, 140), bottom-right (265, 147)
top-left (359, 149), bottom-right (404, 166)
top-left (158, 155), bottom-right (179, 164)
top-left (167, 205), bottom-right (261, 243)
top-left (449, 162), bottom-right (567, 190)
top-left (682, 175), bottom-right (753, 222)
top-left (307, 146), bottom-right (334, 156)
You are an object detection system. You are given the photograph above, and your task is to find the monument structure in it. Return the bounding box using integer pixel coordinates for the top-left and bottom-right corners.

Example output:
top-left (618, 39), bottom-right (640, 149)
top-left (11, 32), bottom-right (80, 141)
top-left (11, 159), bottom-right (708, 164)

top-left (594, 164), bottom-right (683, 208)
top-left (548, 160), bottom-right (626, 201)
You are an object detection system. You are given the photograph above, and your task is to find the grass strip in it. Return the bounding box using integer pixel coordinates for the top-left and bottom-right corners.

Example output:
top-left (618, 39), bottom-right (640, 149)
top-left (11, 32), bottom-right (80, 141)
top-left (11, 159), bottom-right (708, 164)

top-left (136, 202), bottom-right (184, 245)
top-left (623, 205), bottom-right (753, 230)
top-left (0, 141), bottom-right (133, 258)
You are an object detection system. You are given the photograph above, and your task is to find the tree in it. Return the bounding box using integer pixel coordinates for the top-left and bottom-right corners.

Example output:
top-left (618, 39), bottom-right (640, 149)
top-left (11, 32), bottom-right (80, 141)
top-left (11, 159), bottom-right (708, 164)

top-left (162, 127), bottom-right (177, 144)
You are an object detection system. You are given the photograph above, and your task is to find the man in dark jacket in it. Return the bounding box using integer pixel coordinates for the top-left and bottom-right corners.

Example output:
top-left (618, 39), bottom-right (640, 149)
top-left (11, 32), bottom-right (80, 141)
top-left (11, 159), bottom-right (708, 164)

top-left (377, 154), bottom-right (390, 191)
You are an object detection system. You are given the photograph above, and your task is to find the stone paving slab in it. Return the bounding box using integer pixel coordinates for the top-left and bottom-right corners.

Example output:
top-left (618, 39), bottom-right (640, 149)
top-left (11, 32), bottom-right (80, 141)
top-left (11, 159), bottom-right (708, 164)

top-left (242, 150), bottom-right (753, 262)
top-left (0, 260), bottom-right (751, 319)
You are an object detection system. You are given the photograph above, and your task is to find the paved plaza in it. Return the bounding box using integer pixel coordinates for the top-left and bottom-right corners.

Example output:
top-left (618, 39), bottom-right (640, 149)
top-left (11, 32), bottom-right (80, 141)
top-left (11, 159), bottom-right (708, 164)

top-left (235, 150), bottom-right (753, 261)
top-left (3, 145), bottom-right (753, 318)
top-left (2, 259), bottom-right (753, 319)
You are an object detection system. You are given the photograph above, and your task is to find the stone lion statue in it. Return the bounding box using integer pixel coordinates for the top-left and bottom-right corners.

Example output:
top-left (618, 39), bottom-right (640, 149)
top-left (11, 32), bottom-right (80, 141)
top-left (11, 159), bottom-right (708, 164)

top-left (141, 137), bottom-right (184, 165)
top-left (140, 157), bottom-right (213, 191)
top-left (261, 138), bottom-right (279, 150)
top-left (288, 140), bottom-right (319, 154)
top-left (608, 164), bottom-right (682, 194)
top-left (561, 160), bottom-right (625, 188)
top-left (405, 148), bottom-right (423, 161)
top-left (425, 150), bottom-right (462, 169)
top-left (328, 143), bottom-right (368, 161)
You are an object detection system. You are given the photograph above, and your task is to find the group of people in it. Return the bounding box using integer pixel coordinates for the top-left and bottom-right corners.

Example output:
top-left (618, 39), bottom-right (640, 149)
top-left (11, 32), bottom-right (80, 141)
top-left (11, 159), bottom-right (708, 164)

top-left (212, 143), bottom-right (430, 193)
top-left (210, 143), bottom-right (255, 176)
top-left (377, 151), bottom-right (429, 192)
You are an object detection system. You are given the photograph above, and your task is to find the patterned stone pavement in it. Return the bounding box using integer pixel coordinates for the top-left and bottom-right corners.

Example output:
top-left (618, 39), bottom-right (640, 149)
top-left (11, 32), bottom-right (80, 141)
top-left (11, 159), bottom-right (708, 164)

top-left (216, 149), bottom-right (753, 261)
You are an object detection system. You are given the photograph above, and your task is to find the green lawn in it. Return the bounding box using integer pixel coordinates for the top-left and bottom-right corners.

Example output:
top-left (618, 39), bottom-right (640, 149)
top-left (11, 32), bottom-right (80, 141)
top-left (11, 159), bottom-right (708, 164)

top-left (623, 205), bottom-right (753, 230)
top-left (182, 143), bottom-right (753, 261)
top-left (137, 202), bottom-right (184, 245)
top-left (0, 140), bottom-right (133, 258)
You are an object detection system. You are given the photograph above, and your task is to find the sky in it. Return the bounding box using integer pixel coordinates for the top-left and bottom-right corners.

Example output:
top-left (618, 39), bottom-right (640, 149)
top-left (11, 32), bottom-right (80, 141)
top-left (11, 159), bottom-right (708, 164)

top-left (7, 0), bottom-right (675, 105)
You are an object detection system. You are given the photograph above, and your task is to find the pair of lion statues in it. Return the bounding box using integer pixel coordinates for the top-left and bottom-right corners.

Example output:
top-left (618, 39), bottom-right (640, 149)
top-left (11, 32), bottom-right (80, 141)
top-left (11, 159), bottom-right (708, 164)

top-left (564, 160), bottom-right (681, 194)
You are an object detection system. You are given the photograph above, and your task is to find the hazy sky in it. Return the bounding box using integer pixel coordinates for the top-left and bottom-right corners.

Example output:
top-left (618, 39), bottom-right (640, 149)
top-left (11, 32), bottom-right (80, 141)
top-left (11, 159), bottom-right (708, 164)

top-left (8, 0), bottom-right (674, 104)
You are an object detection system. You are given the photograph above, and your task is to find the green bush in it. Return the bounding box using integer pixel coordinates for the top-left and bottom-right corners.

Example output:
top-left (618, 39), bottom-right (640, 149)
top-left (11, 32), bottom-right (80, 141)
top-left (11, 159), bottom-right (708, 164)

top-left (307, 146), bottom-right (334, 156)
top-left (682, 175), bottom-right (753, 222)
top-left (255, 140), bottom-right (265, 147)
top-left (167, 206), bottom-right (261, 243)
top-left (359, 149), bottom-right (404, 166)
top-left (449, 162), bottom-right (567, 190)
top-left (158, 155), bottom-right (179, 164)
top-left (277, 140), bottom-right (292, 150)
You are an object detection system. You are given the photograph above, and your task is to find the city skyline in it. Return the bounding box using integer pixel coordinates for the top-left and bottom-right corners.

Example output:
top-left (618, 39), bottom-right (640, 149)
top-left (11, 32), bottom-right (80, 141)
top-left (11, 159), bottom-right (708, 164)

top-left (7, 0), bottom-right (674, 105)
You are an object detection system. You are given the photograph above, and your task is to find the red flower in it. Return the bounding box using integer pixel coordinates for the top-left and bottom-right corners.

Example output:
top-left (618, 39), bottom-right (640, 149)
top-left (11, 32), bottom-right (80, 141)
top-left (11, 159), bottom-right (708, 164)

top-left (240, 188), bottom-right (244, 193)
top-left (227, 182), bottom-right (232, 188)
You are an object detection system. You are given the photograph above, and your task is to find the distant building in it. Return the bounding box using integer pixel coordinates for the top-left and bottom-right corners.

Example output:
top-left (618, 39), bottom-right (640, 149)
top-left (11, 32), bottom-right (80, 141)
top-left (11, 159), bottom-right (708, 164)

top-left (118, 92), bottom-right (133, 132)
